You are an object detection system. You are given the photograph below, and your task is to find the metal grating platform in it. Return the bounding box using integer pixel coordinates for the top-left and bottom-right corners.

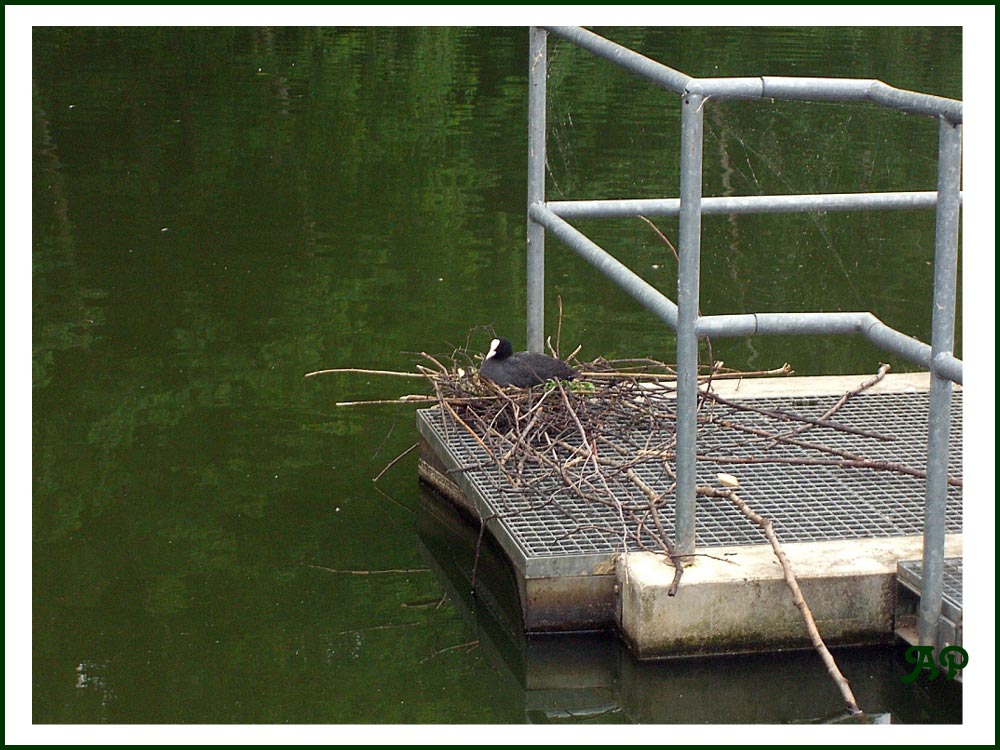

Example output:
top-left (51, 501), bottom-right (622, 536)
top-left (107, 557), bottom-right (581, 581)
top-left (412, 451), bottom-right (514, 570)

top-left (417, 388), bottom-right (962, 579)
top-left (897, 557), bottom-right (964, 624)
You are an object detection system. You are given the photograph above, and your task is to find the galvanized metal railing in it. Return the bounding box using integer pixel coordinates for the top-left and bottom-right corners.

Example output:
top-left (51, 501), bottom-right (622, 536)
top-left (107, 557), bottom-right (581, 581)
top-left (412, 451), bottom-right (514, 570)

top-left (525, 27), bottom-right (963, 649)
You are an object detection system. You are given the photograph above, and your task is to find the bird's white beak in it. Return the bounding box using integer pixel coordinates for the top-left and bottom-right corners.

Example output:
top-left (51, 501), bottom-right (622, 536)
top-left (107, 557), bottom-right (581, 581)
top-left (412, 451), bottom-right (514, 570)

top-left (485, 338), bottom-right (500, 360)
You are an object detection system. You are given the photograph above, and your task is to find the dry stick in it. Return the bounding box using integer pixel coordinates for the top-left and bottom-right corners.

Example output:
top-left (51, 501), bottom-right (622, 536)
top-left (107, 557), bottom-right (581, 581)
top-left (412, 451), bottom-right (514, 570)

top-left (306, 564), bottom-right (431, 575)
top-left (373, 442), bottom-right (418, 482)
top-left (428, 372), bottom-right (453, 441)
top-left (370, 414), bottom-right (398, 460)
top-left (419, 351), bottom-right (452, 375)
top-left (313, 356), bottom-right (791, 404)
top-left (704, 390), bottom-right (895, 441)
top-left (304, 367), bottom-right (427, 379)
top-left (440, 392), bottom-right (507, 481)
top-left (419, 640), bottom-right (480, 664)
top-left (440, 361), bottom-right (866, 602)
top-left (578, 363), bottom-right (793, 382)
top-left (697, 451), bottom-right (963, 488)
top-left (370, 482), bottom-right (417, 517)
top-left (336, 395), bottom-right (439, 407)
top-left (336, 393), bottom-right (520, 407)
top-left (552, 438), bottom-right (682, 560)
top-left (704, 414), bottom-right (887, 464)
top-left (499, 388), bottom-right (633, 551)
top-left (555, 295), bottom-right (564, 358)
top-left (766, 362), bottom-right (891, 448)
top-left (638, 214), bottom-right (679, 262)
top-left (712, 362), bottom-right (794, 379)
top-left (696, 485), bottom-right (862, 716)
top-left (332, 622), bottom-right (423, 637)
top-left (700, 416), bottom-right (964, 486)
top-left (503, 389), bottom-right (559, 466)
top-left (555, 381), bottom-right (633, 548)
top-left (626, 468), bottom-right (685, 595)
top-left (619, 381), bottom-right (956, 486)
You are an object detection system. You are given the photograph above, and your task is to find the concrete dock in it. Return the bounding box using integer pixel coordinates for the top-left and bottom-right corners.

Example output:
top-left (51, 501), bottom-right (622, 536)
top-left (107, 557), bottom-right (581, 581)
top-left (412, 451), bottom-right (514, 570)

top-left (416, 372), bottom-right (962, 658)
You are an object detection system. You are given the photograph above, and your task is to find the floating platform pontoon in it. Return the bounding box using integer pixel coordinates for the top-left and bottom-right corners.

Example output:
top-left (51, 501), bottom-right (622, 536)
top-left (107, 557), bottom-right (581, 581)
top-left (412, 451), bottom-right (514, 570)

top-left (416, 372), bottom-right (962, 658)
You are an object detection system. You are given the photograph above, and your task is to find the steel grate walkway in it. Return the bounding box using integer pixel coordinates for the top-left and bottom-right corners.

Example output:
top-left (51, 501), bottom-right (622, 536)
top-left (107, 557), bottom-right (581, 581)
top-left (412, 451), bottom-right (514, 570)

top-left (897, 558), bottom-right (963, 618)
top-left (417, 389), bottom-right (962, 578)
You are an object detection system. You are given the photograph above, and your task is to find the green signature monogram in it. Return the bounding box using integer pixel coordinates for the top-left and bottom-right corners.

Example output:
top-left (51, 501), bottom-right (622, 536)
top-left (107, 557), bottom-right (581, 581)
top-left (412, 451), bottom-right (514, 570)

top-left (899, 645), bottom-right (968, 683)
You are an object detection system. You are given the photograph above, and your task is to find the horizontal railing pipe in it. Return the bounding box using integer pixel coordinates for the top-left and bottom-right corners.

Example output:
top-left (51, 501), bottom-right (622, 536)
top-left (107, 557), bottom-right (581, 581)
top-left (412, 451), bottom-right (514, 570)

top-left (751, 76), bottom-right (873, 101)
top-left (692, 314), bottom-right (758, 338)
top-left (867, 81), bottom-right (963, 125)
top-left (529, 204), bottom-right (679, 328)
top-left (546, 27), bottom-right (962, 124)
top-left (693, 311), bottom-right (963, 384)
top-left (548, 190), bottom-right (952, 220)
top-left (684, 76), bottom-right (765, 99)
top-left (698, 311), bottom-right (869, 337)
top-left (758, 77), bottom-right (962, 123)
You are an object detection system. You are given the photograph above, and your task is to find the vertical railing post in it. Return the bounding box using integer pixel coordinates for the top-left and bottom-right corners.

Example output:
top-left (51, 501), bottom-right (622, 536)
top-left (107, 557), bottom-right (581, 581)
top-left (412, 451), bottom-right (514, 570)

top-left (526, 27), bottom-right (547, 354)
top-left (675, 92), bottom-right (705, 557)
top-left (918, 116), bottom-right (962, 647)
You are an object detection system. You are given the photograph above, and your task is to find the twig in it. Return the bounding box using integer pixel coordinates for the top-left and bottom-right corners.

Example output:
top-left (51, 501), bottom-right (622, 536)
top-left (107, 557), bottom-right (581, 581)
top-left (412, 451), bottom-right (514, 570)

top-left (306, 564), bottom-right (431, 576)
top-left (697, 485), bottom-right (862, 716)
top-left (703, 390), bottom-right (896, 441)
top-left (696, 452), bottom-right (962, 488)
top-left (419, 640), bottom-right (480, 664)
top-left (370, 416), bottom-right (397, 460)
top-left (554, 295), bottom-right (565, 358)
top-left (626, 468), bottom-right (684, 594)
top-left (304, 367), bottom-right (427, 379)
top-left (638, 215), bottom-right (679, 262)
top-left (373, 442), bottom-right (418, 482)
top-left (577, 363), bottom-right (792, 382)
top-left (419, 351), bottom-right (451, 374)
top-left (766, 363), bottom-right (891, 447)
top-left (336, 395), bottom-right (493, 407)
top-left (331, 622), bottom-right (422, 637)
top-left (702, 413), bottom-right (889, 464)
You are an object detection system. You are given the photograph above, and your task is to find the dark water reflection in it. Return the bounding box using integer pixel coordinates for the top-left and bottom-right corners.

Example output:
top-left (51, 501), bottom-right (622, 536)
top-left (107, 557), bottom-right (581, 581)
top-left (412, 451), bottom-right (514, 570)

top-left (31, 26), bottom-right (964, 725)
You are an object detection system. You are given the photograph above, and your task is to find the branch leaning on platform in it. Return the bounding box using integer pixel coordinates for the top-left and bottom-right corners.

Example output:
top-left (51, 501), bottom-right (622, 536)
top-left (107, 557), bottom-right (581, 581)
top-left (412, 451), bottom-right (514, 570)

top-left (697, 484), bottom-right (863, 717)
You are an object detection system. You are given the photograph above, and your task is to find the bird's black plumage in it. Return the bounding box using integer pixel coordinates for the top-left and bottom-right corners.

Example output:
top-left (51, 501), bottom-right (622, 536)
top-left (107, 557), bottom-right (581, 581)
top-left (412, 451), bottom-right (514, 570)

top-left (478, 337), bottom-right (579, 387)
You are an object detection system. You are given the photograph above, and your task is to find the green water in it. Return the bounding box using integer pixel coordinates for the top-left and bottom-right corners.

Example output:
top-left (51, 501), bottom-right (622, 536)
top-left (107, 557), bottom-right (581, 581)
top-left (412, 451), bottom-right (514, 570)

top-left (30, 26), bottom-right (963, 725)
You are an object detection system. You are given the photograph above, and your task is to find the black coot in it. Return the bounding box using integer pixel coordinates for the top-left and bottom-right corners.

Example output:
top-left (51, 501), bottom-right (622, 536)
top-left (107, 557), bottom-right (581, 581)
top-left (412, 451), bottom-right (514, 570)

top-left (478, 337), bottom-right (579, 387)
